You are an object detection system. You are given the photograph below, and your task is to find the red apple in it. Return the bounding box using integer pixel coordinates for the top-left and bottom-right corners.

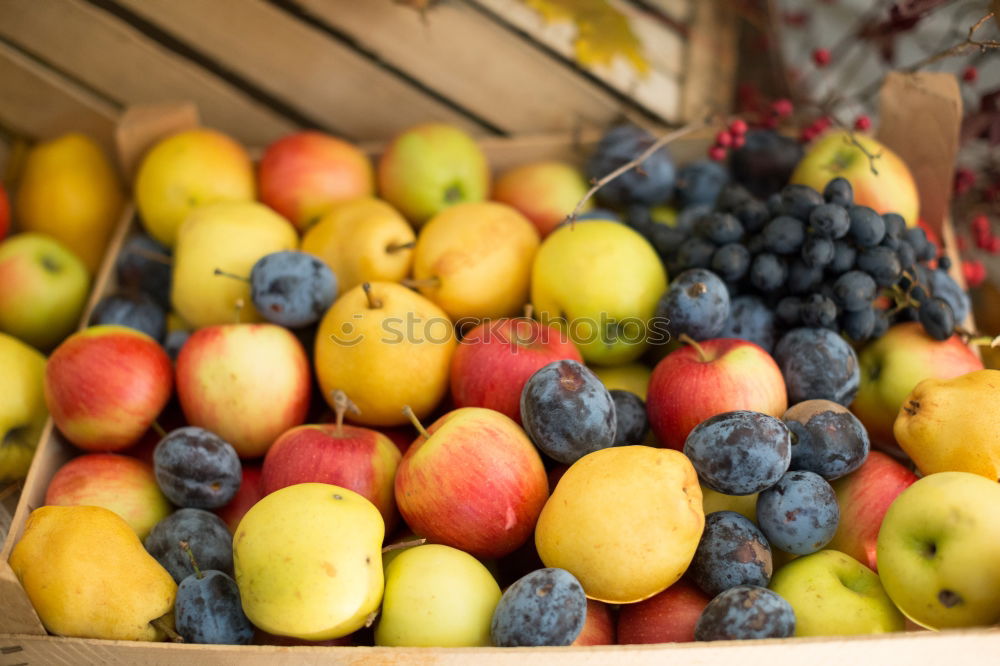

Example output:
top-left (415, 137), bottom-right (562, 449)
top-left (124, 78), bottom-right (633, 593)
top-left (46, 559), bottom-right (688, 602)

top-left (616, 579), bottom-right (711, 644)
top-left (261, 400), bottom-right (402, 531)
top-left (647, 338), bottom-right (788, 450)
top-left (492, 161), bottom-right (591, 237)
top-left (45, 453), bottom-right (172, 539)
top-left (176, 323), bottom-right (311, 459)
top-left (450, 317), bottom-right (582, 424)
top-left (826, 450), bottom-right (918, 571)
top-left (45, 325), bottom-right (173, 452)
top-left (572, 599), bottom-right (615, 646)
top-left (257, 131), bottom-right (374, 232)
top-left (851, 322), bottom-right (983, 451)
top-left (0, 182), bottom-right (9, 240)
top-left (394, 407), bottom-right (548, 559)
top-left (214, 464), bottom-right (265, 534)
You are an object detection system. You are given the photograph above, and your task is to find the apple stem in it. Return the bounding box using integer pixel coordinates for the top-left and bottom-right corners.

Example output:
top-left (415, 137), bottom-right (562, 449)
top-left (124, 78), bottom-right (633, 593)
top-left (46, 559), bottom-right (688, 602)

top-left (151, 615), bottom-right (184, 643)
top-left (401, 277), bottom-right (441, 290)
top-left (678, 333), bottom-right (710, 362)
top-left (213, 268), bottom-right (250, 283)
top-left (152, 421), bottom-right (167, 438)
top-left (132, 246), bottom-right (173, 266)
top-left (331, 389), bottom-right (360, 436)
top-left (362, 282), bottom-right (382, 309)
top-left (523, 303), bottom-right (534, 320)
top-left (179, 540), bottom-right (203, 580)
top-left (386, 240), bottom-right (416, 253)
top-left (381, 537), bottom-right (427, 554)
top-left (364, 610), bottom-right (379, 628)
top-left (402, 405), bottom-right (430, 439)
top-left (234, 298), bottom-right (246, 323)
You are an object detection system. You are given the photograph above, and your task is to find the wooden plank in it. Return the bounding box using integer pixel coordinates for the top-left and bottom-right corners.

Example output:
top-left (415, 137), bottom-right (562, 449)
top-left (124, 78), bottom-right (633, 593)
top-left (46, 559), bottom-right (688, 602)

top-left (286, 0), bottom-right (626, 134)
top-left (682, 0), bottom-right (738, 120)
top-left (470, 0), bottom-right (685, 123)
top-left (112, 0), bottom-right (488, 140)
top-left (0, 0), bottom-right (298, 146)
top-left (0, 41), bottom-right (118, 155)
top-left (639, 0), bottom-right (691, 23)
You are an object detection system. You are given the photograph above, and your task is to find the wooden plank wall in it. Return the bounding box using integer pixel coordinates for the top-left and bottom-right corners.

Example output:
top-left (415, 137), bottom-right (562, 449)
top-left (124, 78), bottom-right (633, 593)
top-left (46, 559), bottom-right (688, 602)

top-left (0, 0), bottom-right (736, 153)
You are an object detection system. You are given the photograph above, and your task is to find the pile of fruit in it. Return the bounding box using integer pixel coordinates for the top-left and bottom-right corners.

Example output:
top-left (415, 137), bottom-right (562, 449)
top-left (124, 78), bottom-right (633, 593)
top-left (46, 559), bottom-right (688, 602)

top-left (5, 117), bottom-right (1000, 649)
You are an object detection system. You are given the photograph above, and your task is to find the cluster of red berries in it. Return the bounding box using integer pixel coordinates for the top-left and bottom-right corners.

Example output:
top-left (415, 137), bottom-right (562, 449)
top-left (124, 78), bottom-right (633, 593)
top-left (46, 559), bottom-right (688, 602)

top-left (963, 259), bottom-right (987, 288)
top-left (972, 214), bottom-right (1000, 253)
top-left (954, 167), bottom-right (977, 195)
top-left (707, 118), bottom-right (748, 162)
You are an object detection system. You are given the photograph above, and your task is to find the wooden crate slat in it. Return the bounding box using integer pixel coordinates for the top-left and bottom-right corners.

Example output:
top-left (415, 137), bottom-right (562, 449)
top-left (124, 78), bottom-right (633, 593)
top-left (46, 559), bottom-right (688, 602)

top-left (0, 41), bottom-right (118, 155)
top-left (112, 0), bottom-right (488, 140)
top-left (470, 0), bottom-right (685, 122)
top-left (682, 0), bottom-right (738, 120)
top-left (637, 0), bottom-right (692, 23)
top-left (285, 0), bottom-right (626, 134)
top-left (0, 0), bottom-right (297, 146)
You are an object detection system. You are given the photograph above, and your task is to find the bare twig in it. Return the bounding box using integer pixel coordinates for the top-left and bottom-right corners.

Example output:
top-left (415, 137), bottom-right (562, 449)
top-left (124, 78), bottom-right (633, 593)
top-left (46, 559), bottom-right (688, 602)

top-left (903, 11), bottom-right (1000, 72)
top-left (566, 117), bottom-right (714, 228)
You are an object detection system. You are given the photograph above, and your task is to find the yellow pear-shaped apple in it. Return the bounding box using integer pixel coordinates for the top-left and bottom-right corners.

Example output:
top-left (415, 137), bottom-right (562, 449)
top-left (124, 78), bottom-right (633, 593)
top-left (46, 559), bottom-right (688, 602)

top-left (532, 220), bottom-right (667, 366)
top-left (535, 445), bottom-right (704, 603)
top-left (412, 202), bottom-right (540, 321)
top-left (0, 332), bottom-right (47, 482)
top-left (315, 281), bottom-right (455, 426)
top-left (135, 128), bottom-right (255, 247)
top-left (9, 505), bottom-right (177, 641)
top-left (375, 544), bottom-right (501, 647)
top-left (233, 483), bottom-right (385, 640)
top-left (301, 197), bottom-right (415, 292)
top-left (15, 133), bottom-right (124, 274)
top-left (171, 201), bottom-right (298, 329)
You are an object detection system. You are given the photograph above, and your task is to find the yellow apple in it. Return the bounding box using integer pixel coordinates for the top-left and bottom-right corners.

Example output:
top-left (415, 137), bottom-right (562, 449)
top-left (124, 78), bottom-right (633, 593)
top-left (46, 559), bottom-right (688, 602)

top-left (0, 332), bottom-right (47, 482)
top-left (171, 201), bottom-right (298, 329)
top-left (590, 362), bottom-right (651, 399)
top-left (412, 202), bottom-right (540, 321)
top-left (135, 128), bottom-right (255, 247)
top-left (301, 197), bottom-right (415, 293)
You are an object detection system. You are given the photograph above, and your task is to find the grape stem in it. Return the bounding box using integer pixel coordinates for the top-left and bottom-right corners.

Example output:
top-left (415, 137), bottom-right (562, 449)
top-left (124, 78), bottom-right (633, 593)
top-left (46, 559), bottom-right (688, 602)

top-left (565, 116), bottom-right (715, 229)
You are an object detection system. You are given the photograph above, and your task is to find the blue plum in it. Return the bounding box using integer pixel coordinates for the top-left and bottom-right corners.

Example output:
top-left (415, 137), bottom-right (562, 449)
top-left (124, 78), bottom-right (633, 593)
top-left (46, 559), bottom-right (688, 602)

top-left (609, 389), bottom-right (649, 445)
top-left (773, 328), bottom-right (860, 406)
top-left (144, 509), bottom-right (233, 583)
top-left (675, 159), bottom-right (729, 208)
top-left (175, 569), bottom-right (253, 644)
top-left (115, 233), bottom-right (172, 309)
top-left (586, 125), bottom-right (675, 207)
top-left (154, 426), bottom-right (242, 509)
top-left (730, 130), bottom-right (803, 199)
top-left (719, 295), bottom-right (776, 352)
top-left (655, 268), bottom-right (730, 342)
top-left (694, 585), bottom-right (795, 641)
top-left (783, 399), bottom-right (869, 480)
top-left (690, 511), bottom-right (773, 597)
top-left (89, 292), bottom-right (166, 343)
top-left (490, 568), bottom-right (587, 647)
top-left (250, 250), bottom-right (337, 328)
top-left (683, 411), bottom-right (791, 495)
top-left (756, 470), bottom-right (839, 555)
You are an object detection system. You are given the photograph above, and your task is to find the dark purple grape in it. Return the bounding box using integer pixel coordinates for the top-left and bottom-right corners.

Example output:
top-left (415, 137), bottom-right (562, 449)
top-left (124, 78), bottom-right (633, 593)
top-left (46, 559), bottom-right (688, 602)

top-left (763, 216), bottom-right (806, 254)
top-left (491, 568), bottom-right (587, 647)
top-left (521, 360), bottom-right (616, 464)
top-left (676, 159), bottom-right (729, 207)
top-left (719, 295), bottom-right (777, 352)
top-left (910, 285), bottom-right (929, 303)
top-left (856, 246), bottom-right (902, 288)
top-left (927, 268), bottom-right (970, 322)
top-left (695, 212), bottom-right (744, 245)
top-left (896, 240), bottom-right (917, 271)
top-left (882, 213), bottom-right (906, 239)
top-left (766, 193), bottom-right (783, 217)
top-left (675, 236), bottom-right (715, 269)
top-left (176, 569), bottom-right (253, 644)
top-left (779, 184), bottom-right (824, 221)
top-left (90, 292), bottom-right (167, 343)
top-left (827, 240), bottom-right (857, 275)
top-left (745, 233), bottom-right (766, 255)
top-left (609, 389), bottom-right (649, 445)
top-left (918, 298), bottom-right (956, 341)
top-left (871, 308), bottom-right (890, 338)
top-left (823, 177), bottom-right (853, 207)
top-left (776, 297), bottom-right (802, 326)
top-left (154, 427), bottom-right (241, 509)
top-left (690, 511), bottom-right (773, 597)
top-left (648, 224), bottom-right (687, 258)
top-left (800, 294), bottom-right (837, 329)
top-left (733, 199), bottom-right (770, 234)
top-left (808, 203), bottom-right (850, 239)
top-left (787, 260), bottom-right (823, 295)
top-left (116, 233), bottom-right (172, 309)
top-left (683, 410), bottom-right (791, 495)
top-left (586, 125), bottom-right (675, 206)
top-left (730, 131), bottom-right (804, 199)
top-left (773, 328), bottom-right (860, 406)
top-left (716, 184), bottom-right (754, 212)
top-left (145, 509), bottom-right (233, 583)
top-left (847, 206), bottom-right (886, 247)
top-left (938, 255), bottom-right (952, 271)
top-left (250, 251), bottom-right (338, 328)
top-left (675, 204), bottom-right (712, 234)
top-left (711, 243), bottom-right (751, 282)
top-left (783, 400), bottom-right (869, 480)
top-left (832, 271), bottom-right (877, 312)
top-left (756, 470), bottom-right (839, 554)
top-left (905, 226), bottom-right (935, 262)
top-left (655, 268), bottom-right (730, 341)
top-left (801, 236), bottom-right (835, 268)
top-left (842, 306), bottom-right (877, 343)
top-left (576, 208), bottom-right (621, 222)
top-left (695, 586), bottom-right (795, 641)
top-left (750, 253), bottom-right (786, 292)
top-left (880, 234), bottom-right (900, 251)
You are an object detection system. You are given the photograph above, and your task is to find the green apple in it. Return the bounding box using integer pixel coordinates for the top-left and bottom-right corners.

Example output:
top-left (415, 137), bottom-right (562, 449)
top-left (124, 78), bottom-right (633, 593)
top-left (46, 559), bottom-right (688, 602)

top-left (769, 549), bottom-right (904, 636)
top-left (531, 220), bottom-right (667, 366)
top-left (0, 232), bottom-right (90, 350)
top-left (375, 544), bottom-right (501, 647)
top-left (0, 331), bottom-right (48, 482)
top-left (877, 471), bottom-right (1000, 629)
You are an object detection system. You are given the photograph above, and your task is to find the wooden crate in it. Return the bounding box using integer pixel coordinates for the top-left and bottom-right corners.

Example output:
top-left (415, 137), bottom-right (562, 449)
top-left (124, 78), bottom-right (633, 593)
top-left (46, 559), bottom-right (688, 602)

top-left (0, 0), bottom-right (736, 150)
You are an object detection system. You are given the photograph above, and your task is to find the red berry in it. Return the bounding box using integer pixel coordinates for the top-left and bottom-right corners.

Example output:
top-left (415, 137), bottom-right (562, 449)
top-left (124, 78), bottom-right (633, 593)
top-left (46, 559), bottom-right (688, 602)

top-left (962, 66), bottom-right (978, 83)
top-left (812, 116), bottom-right (832, 132)
top-left (771, 99), bottom-right (794, 118)
top-left (957, 235), bottom-right (968, 251)
top-left (732, 134), bottom-right (746, 149)
top-left (762, 116), bottom-right (779, 130)
top-left (799, 128), bottom-right (817, 143)
top-left (954, 167), bottom-right (976, 195)
top-left (963, 260), bottom-right (986, 287)
top-left (728, 118), bottom-right (748, 136)
top-left (708, 146), bottom-right (727, 162)
top-left (989, 237), bottom-right (1000, 254)
top-left (854, 115), bottom-right (872, 131)
top-left (715, 131), bottom-right (733, 147)
top-left (812, 48), bottom-right (831, 67)
top-left (972, 214), bottom-right (990, 235)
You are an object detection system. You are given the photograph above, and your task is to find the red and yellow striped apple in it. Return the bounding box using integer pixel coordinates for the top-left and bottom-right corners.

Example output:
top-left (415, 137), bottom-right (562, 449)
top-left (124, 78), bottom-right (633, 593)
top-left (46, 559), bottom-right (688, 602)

top-left (215, 464), bottom-right (264, 534)
top-left (616, 579), bottom-right (711, 644)
top-left (492, 161), bottom-right (592, 237)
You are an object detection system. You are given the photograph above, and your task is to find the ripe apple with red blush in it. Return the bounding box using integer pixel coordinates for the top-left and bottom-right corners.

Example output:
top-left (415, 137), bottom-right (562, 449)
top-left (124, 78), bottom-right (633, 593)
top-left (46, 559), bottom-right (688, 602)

top-left (214, 464), bottom-right (265, 534)
top-left (617, 578), bottom-right (711, 644)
